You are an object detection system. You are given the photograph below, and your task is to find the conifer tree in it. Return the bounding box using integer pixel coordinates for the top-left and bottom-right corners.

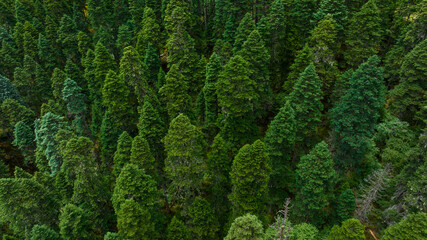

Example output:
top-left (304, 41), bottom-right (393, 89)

top-left (15, 0), bottom-right (32, 24)
top-left (326, 219), bottom-right (365, 240)
top-left (65, 60), bottom-right (86, 91)
top-left (104, 232), bottom-right (120, 240)
top-left (113, 131), bottom-right (133, 177)
top-left (344, 0), bottom-right (381, 68)
top-left (57, 15), bottom-right (78, 59)
top-left (0, 74), bottom-right (23, 103)
top-left (62, 78), bottom-right (87, 135)
top-left (1, 98), bottom-right (34, 129)
top-left (264, 101), bottom-right (296, 204)
top-left (188, 196), bottom-right (219, 240)
top-left (167, 216), bottom-right (191, 240)
top-left (129, 0), bottom-right (145, 26)
top-left (382, 212), bottom-right (427, 240)
top-left (51, 68), bottom-right (67, 101)
top-left (136, 7), bottom-right (161, 55)
top-left (203, 53), bottom-right (221, 128)
top-left (120, 46), bottom-right (148, 104)
top-left (336, 189), bottom-right (356, 223)
top-left (116, 22), bottom-right (133, 53)
top-left (313, 0), bottom-right (348, 36)
top-left (330, 56), bottom-right (385, 171)
top-left (59, 204), bottom-right (94, 240)
top-left (30, 225), bottom-right (60, 240)
top-left (163, 114), bottom-right (206, 204)
top-left (13, 120), bottom-right (36, 164)
top-left (294, 141), bottom-right (336, 225)
top-left (0, 160), bottom-right (9, 178)
top-left (292, 0), bottom-right (317, 42)
top-left (102, 70), bottom-right (132, 126)
top-left (144, 43), bottom-right (160, 88)
top-left (224, 213), bottom-right (264, 240)
top-left (233, 13), bottom-right (255, 53)
top-left (389, 39), bottom-right (427, 126)
top-left (230, 140), bottom-right (270, 219)
top-left (283, 44), bottom-right (314, 93)
top-left (37, 33), bottom-right (56, 74)
top-left (288, 63), bottom-right (323, 152)
top-left (100, 110), bottom-right (121, 168)
top-left (117, 198), bottom-right (156, 240)
top-left (1, 40), bottom-right (20, 79)
top-left (130, 136), bottom-right (156, 179)
top-left (77, 31), bottom-right (92, 58)
top-left (159, 64), bottom-right (192, 119)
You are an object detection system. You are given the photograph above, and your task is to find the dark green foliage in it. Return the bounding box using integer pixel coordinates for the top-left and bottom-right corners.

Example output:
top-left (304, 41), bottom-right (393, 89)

top-left (294, 141), bottom-right (336, 225)
top-left (57, 15), bottom-right (78, 59)
top-left (77, 31), bottom-right (92, 57)
top-left (0, 160), bottom-right (9, 178)
top-left (102, 70), bottom-right (132, 125)
top-left (164, 114), bottom-right (206, 205)
top-left (62, 78), bottom-right (87, 135)
top-left (230, 140), bottom-right (270, 219)
top-left (1, 40), bottom-right (20, 79)
top-left (100, 110), bottom-right (121, 168)
top-left (119, 46), bottom-right (147, 104)
top-left (51, 68), bottom-right (67, 101)
top-left (144, 43), bottom-right (160, 88)
top-left (382, 212), bottom-right (427, 240)
top-left (288, 63), bottom-right (323, 151)
top-left (292, 0), bottom-right (317, 41)
top-left (283, 44), bottom-right (314, 93)
top-left (233, 13), bottom-right (255, 53)
top-left (59, 204), bottom-right (93, 240)
top-left (167, 216), bottom-right (191, 240)
top-left (136, 7), bottom-right (161, 55)
top-left (336, 189), bottom-right (355, 222)
top-left (13, 120), bottom-right (36, 164)
top-left (224, 213), bottom-right (264, 240)
top-left (116, 23), bottom-right (133, 52)
top-left (1, 98), bottom-right (34, 129)
top-left (330, 56), bottom-right (385, 171)
top-left (344, 0), bottom-right (382, 68)
top-left (15, 0), bottom-right (32, 23)
top-left (0, 74), bottom-right (22, 103)
top-left (265, 101), bottom-right (296, 204)
top-left (38, 33), bottom-right (57, 73)
top-left (188, 196), bottom-right (219, 239)
top-left (314, 0), bottom-right (348, 35)
top-left (13, 166), bottom-right (31, 178)
top-left (113, 131), bottom-right (132, 177)
top-left (65, 60), bottom-right (86, 91)
top-left (30, 225), bottom-right (60, 240)
top-left (203, 53), bottom-right (221, 128)
top-left (327, 219), bottom-right (365, 240)
top-left (389, 39), bottom-right (427, 126)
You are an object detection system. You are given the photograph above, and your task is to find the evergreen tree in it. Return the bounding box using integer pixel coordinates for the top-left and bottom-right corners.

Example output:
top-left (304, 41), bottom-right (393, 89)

top-left (330, 56), bottom-right (385, 171)
top-left (30, 225), bottom-right (60, 240)
top-left (0, 160), bottom-right (9, 178)
top-left (313, 0), bottom-right (348, 36)
top-left (77, 31), bottom-right (92, 58)
top-left (129, 0), bottom-right (145, 26)
top-left (292, 0), bottom-right (317, 42)
top-left (224, 213), bottom-right (264, 240)
top-left (291, 223), bottom-right (319, 240)
top-left (59, 204), bottom-right (93, 240)
top-left (1, 98), bottom-right (34, 129)
top-left (119, 46), bottom-right (147, 104)
top-left (326, 219), bottom-right (365, 240)
top-left (294, 141), bottom-right (336, 225)
top-left (1, 40), bottom-right (20, 79)
top-left (233, 13), bottom-right (255, 53)
top-left (203, 53), bottom-right (221, 128)
top-left (283, 44), bottom-right (314, 93)
top-left (144, 43), bottom-right (160, 88)
top-left (136, 7), bottom-right (161, 55)
top-left (344, 0), bottom-right (381, 68)
top-left (336, 189), bottom-right (355, 223)
top-left (104, 232), bottom-right (120, 240)
top-left (130, 136), bottom-right (156, 179)
top-left (167, 216), bottom-right (191, 240)
top-left (229, 140), bottom-right (270, 219)
top-left (57, 15), bottom-right (78, 59)
top-left (62, 78), bottom-right (87, 135)
top-left (264, 101), bottom-right (296, 204)
top-left (188, 196), bottom-right (219, 240)
top-left (117, 198), bottom-right (155, 240)
top-left (0, 74), bottom-right (23, 103)
top-left (389, 39), bottom-right (427, 126)
top-left (113, 131), bottom-right (133, 177)
top-left (382, 212), bottom-right (427, 240)
top-left (288, 63), bottom-right (323, 152)
top-left (51, 68), bottom-right (67, 101)
top-left (37, 33), bottom-right (57, 74)
top-left (100, 110), bottom-right (121, 168)
top-left (65, 59), bottom-right (86, 91)
top-left (15, 0), bottom-right (32, 23)
top-left (163, 114), bottom-right (206, 205)
top-left (116, 22), bottom-right (133, 52)
top-left (13, 120), bottom-right (36, 164)
top-left (159, 64), bottom-right (192, 119)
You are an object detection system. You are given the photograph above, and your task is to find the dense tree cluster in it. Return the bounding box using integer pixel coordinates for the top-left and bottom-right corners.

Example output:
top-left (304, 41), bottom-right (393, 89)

top-left (0, 0), bottom-right (426, 239)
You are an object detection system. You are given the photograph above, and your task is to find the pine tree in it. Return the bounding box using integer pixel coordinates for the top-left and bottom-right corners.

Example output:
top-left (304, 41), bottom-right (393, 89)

top-left (224, 214), bottom-right (264, 240)
top-left (327, 219), bottom-right (365, 240)
top-left (344, 0), bottom-right (381, 68)
top-left (136, 7), bottom-right (161, 55)
top-left (104, 232), bottom-right (120, 240)
top-left (119, 46), bottom-right (147, 104)
top-left (336, 189), bottom-right (355, 223)
top-left (57, 15), bottom-right (78, 59)
top-left (233, 13), bottom-right (255, 53)
top-left (389, 39), bottom-right (427, 126)
top-left (264, 101), bottom-right (296, 204)
top-left (13, 120), bottom-right (36, 164)
top-left (187, 196), bottom-right (219, 240)
top-left (37, 33), bottom-right (56, 74)
top-left (288, 63), bottom-right (323, 152)
top-left (382, 212), bottom-right (427, 240)
top-left (51, 68), bottom-right (67, 101)
top-left (294, 141), bottom-right (336, 225)
top-left (116, 22), bottom-right (134, 52)
top-left (330, 56), bottom-right (385, 171)
top-left (77, 31), bottom-right (92, 58)
top-left (113, 131), bottom-right (133, 177)
top-left (203, 53), bottom-right (221, 128)
top-left (1, 40), bottom-right (20, 79)
top-left (130, 136), bottom-right (156, 179)
top-left (0, 74), bottom-right (23, 103)
top-left (65, 59), bottom-right (86, 91)
top-left (129, 0), bottom-right (145, 26)
top-left (163, 114), bottom-right (206, 205)
top-left (159, 64), bottom-right (192, 119)
top-left (283, 44), bottom-right (314, 93)
top-left (59, 204), bottom-right (94, 240)
top-left (167, 216), bottom-right (191, 240)
top-left (292, 0), bottom-right (317, 42)
top-left (313, 0), bottom-right (348, 36)
top-left (229, 140), bottom-right (270, 219)
top-left (144, 43), bottom-right (160, 88)
top-left (15, 0), bottom-right (32, 23)
top-left (102, 70), bottom-right (132, 126)
top-left (62, 78), bottom-right (87, 135)
top-left (30, 225), bottom-right (60, 240)
top-left (117, 198), bottom-right (156, 240)
top-left (100, 110), bottom-right (122, 169)
top-left (1, 98), bottom-right (33, 129)
top-left (0, 160), bottom-right (9, 178)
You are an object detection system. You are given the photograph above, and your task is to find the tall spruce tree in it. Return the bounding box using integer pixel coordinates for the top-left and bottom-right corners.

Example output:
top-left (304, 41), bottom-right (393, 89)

top-left (136, 7), bottom-right (161, 55)
top-left (113, 131), bottom-right (133, 177)
top-left (229, 140), bottom-right (270, 219)
top-left (187, 196), bottom-right (220, 240)
top-left (130, 136), bottom-right (157, 179)
top-left (233, 13), bottom-right (255, 53)
top-left (62, 78), bottom-right (87, 135)
top-left (283, 44), bottom-right (314, 93)
top-left (59, 203), bottom-right (94, 240)
top-left (117, 198), bottom-right (156, 240)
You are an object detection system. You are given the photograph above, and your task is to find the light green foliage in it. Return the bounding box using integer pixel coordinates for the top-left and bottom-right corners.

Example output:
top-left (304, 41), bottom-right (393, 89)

top-left (167, 216), bottom-right (191, 240)
top-left (104, 232), bottom-right (120, 240)
top-left (13, 166), bottom-right (31, 178)
top-left (283, 44), bottom-right (314, 93)
top-left (130, 136), bottom-right (156, 178)
top-left (187, 196), bottom-right (219, 239)
top-left (294, 141), bottom-right (336, 225)
top-left (330, 56), bottom-right (385, 170)
top-left (0, 178), bottom-right (58, 236)
top-left (327, 219), bottom-right (365, 240)
top-left (30, 225), bottom-right (60, 240)
top-left (344, 0), bottom-right (381, 68)
top-left (59, 204), bottom-right (93, 240)
top-left (265, 101), bottom-right (296, 204)
top-left (224, 213), bottom-right (264, 240)
top-left (291, 223), bottom-right (318, 240)
top-left (23, 21), bottom-right (38, 59)
top-left (389, 39), bottom-right (427, 126)
top-left (117, 198), bottom-right (155, 240)
top-left (113, 131), bottom-right (133, 177)
top-left (230, 140), bottom-right (270, 219)
top-left (163, 114), bottom-right (206, 204)
top-left (136, 7), bottom-right (161, 55)
top-left (288, 63), bottom-right (323, 151)
top-left (116, 23), bottom-right (133, 51)
top-left (382, 212), bottom-right (427, 240)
